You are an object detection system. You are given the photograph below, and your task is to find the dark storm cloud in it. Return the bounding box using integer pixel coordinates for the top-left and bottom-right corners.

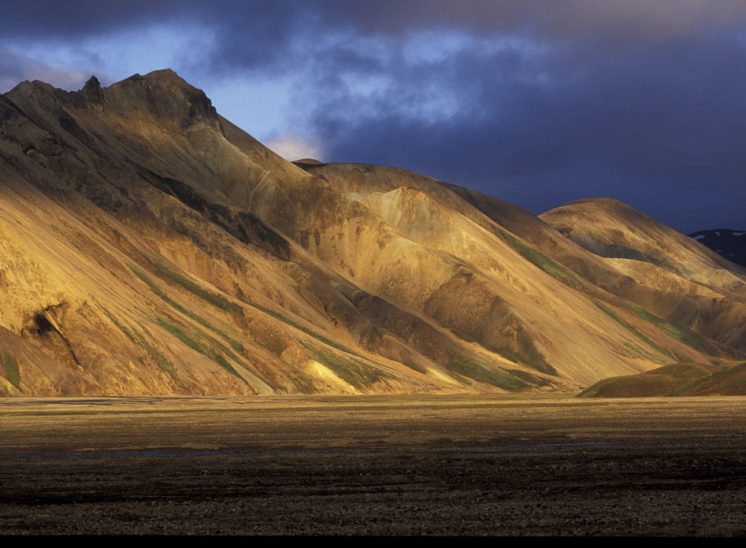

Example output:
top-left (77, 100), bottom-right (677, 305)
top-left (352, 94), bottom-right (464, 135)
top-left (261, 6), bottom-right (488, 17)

top-left (5, 1), bottom-right (746, 41)
top-left (2, 1), bottom-right (745, 230)
top-left (0, 1), bottom-right (181, 38)
top-left (289, 25), bottom-right (746, 231)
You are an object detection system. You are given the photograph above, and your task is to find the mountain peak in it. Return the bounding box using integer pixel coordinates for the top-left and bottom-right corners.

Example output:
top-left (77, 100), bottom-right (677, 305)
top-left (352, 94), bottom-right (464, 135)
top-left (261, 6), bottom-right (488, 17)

top-left (5, 78), bottom-right (58, 98)
top-left (146, 68), bottom-right (180, 78)
top-left (83, 75), bottom-right (101, 90)
top-left (130, 68), bottom-right (187, 87)
top-left (561, 197), bottom-right (628, 210)
top-left (81, 75), bottom-right (103, 101)
top-left (106, 68), bottom-right (219, 129)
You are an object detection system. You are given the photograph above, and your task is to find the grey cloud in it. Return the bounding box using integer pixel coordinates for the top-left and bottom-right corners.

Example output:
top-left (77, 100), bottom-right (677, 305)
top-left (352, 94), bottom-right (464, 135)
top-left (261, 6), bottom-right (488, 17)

top-left (5, 1), bottom-right (746, 42)
top-left (1, 1), bottom-right (745, 231)
top-left (318, 0), bottom-right (746, 37)
top-left (0, 49), bottom-right (88, 92)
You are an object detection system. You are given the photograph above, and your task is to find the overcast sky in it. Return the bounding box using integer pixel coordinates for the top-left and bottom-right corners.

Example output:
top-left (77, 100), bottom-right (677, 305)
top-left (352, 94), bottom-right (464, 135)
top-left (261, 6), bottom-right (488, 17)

top-left (1, 0), bottom-right (744, 231)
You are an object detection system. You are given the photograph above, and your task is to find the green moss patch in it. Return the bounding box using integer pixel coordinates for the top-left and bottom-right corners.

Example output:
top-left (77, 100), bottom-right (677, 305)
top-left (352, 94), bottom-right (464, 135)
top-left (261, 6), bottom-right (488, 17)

top-left (156, 317), bottom-right (244, 381)
top-left (501, 231), bottom-right (579, 288)
top-left (2, 352), bottom-right (20, 388)
top-left (142, 260), bottom-right (243, 314)
top-left (131, 266), bottom-right (245, 354)
top-left (246, 298), bottom-right (361, 357)
top-left (594, 300), bottom-right (670, 359)
top-left (446, 352), bottom-right (530, 391)
top-left (99, 306), bottom-right (177, 379)
top-left (633, 306), bottom-right (705, 352)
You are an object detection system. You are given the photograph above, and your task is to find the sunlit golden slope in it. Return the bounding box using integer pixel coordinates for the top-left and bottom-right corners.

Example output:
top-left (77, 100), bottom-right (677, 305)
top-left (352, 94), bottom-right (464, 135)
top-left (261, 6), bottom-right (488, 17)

top-left (541, 198), bottom-right (746, 352)
top-left (0, 70), bottom-right (743, 396)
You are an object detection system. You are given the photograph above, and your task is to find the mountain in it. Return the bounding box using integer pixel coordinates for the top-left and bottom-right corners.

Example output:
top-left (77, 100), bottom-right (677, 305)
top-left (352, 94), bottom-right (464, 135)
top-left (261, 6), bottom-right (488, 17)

top-left (540, 199), bottom-right (746, 351)
top-left (689, 229), bottom-right (746, 267)
top-left (579, 361), bottom-right (746, 397)
top-left (0, 69), bottom-right (744, 396)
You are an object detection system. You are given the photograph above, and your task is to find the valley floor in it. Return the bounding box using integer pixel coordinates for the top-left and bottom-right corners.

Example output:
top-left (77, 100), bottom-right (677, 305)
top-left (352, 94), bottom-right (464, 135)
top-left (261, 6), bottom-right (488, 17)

top-left (1, 394), bottom-right (746, 535)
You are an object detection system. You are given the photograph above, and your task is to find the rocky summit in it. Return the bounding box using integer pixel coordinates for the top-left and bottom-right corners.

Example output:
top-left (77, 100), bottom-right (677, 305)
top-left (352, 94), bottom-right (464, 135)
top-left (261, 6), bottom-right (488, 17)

top-left (1, 69), bottom-right (744, 396)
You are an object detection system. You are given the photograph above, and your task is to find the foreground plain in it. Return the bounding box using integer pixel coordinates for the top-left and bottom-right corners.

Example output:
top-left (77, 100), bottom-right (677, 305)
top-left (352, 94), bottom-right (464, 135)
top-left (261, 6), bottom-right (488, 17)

top-left (1, 395), bottom-right (746, 535)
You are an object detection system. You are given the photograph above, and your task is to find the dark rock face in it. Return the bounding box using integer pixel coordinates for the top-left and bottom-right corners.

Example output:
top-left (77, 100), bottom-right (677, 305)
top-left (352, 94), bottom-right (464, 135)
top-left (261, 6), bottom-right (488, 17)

top-left (81, 76), bottom-right (104, 102)
top-left (690, 229), bottom-right (746, 267)
top-left (0, 96), bottom-right (18, 124)
top-left (99, 69), bottom-right (220, 131)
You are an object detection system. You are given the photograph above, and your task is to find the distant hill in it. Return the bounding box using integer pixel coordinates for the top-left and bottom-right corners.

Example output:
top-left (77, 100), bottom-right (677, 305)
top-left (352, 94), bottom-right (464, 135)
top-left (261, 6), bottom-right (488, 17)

top-left (579, 361), bottom-right (746, 397)
top-left (689, 229), bottom-right (746, 267)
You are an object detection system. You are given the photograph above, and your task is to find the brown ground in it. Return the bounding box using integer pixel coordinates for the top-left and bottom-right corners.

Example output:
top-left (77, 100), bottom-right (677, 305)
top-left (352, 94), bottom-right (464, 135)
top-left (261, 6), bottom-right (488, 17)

top-left (1, 395), bottom-right (746, 535)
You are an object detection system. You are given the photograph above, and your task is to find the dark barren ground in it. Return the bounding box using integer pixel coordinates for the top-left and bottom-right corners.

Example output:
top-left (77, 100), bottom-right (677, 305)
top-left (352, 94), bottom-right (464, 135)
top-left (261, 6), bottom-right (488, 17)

top-left (1, 394), bottom-right (746, 536)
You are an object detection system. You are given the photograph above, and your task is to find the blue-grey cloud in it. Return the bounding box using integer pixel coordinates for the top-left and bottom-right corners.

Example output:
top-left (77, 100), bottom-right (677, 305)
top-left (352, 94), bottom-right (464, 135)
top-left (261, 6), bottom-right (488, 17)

top-left (1, 1), bottom-right (745, 231)
top-left (0, 48), bottom-right (88, 91)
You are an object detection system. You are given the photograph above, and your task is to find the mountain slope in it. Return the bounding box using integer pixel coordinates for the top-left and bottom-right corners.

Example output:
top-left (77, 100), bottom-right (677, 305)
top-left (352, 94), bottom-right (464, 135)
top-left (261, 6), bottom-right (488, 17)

top-left (541, 198), bottom-right (746, 353)
top-left (0, 70), bottom-right (744, 396)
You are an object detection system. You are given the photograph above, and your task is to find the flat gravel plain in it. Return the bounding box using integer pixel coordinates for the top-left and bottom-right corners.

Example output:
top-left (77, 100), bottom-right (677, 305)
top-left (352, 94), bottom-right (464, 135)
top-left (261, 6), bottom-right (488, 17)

top-left (1, 394), bottom-right (746, 535)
